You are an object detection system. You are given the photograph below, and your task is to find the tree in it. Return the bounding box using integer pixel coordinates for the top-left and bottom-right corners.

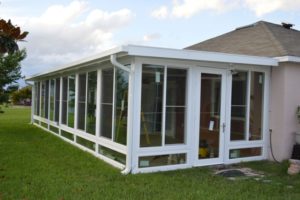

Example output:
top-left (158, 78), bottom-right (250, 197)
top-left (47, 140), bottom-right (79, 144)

top-left (11, 86), bottom-right (31, 105)
top-left (0, 18), bottom-right (28, 104)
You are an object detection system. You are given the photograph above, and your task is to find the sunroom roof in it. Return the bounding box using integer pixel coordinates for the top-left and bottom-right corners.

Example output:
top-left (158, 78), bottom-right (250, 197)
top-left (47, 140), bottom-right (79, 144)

top-left (26, 45), bottom-right (278, 81)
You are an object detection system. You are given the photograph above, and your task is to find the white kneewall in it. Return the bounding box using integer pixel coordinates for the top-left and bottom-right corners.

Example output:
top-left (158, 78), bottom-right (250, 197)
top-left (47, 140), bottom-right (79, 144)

top-left (270, 62), bottom-right (300, 161)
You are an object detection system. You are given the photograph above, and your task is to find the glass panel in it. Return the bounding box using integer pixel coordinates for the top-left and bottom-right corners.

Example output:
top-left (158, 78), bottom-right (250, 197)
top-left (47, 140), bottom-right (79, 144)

top-left (49, 125), bottom-right (59, 134)
top-left (41, 121), bottom-right (48, 129)
top-left (68, 75), bottom-right (75, 128)
top-left (45, 80), bottom-right (49, 119)
top-left (76, 136), bottom-right (95, 151)
top-left (61, 77), bottom-right (68, 125)
top-left (98, 145), bottom-right (126, 165)
top-left (34, 119), bottom-right (39, 125)
top-left (139, 154), bottom-right (186, 168)
top-left (54, 78), bottom-right (60, 122)
top-left (230, 71), bottom-right (248, 141)
top-left (34, 82), bottom-right (40, 115)
top-left (140, 65), bottom-right (164, 147)
top-left (165, 68), bottom-right (187, 144)
top-left (40, 81), bottom-right (45, 117)
top-left (77, 73), bottom-right (86, 130)
top-left (114, 69), bottom-right (129, 145)
top-left (100, 68), bottom-right (113, 139)
top-left (61, 130), bottom-right (74, 141)
top-left (165, 107), bottom-right (185, 144)
top-left (199, 73), bottom-right (221, 159)
top-left (86, 71), bottom-right (97, 135)
top-left (49, 79), bottom-right (55, 121)
top-left (249, 72), bottom-right (264, 140)
top-left (229, 147), bottom-right (262, 159)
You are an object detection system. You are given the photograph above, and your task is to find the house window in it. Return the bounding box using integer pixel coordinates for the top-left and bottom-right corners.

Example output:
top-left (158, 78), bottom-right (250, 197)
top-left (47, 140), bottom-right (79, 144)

top-left (77, 73), bottom-right (86, 130)
top-left (49, 79), bottom-right (55, 121)
top-left (100, 68), bottom-right (114, 139)
top-left (230, 71), bottom-right (264, 141)
top-left (68, 75), bottom-right (76, 128)
top-left (61, 77), bottom-right (68, 125)
top-left (54, 78), bottom-right (60, 122)
top-left (140, 65), bottom-right (187, 147)
top-left (86, 71), bottom-right (97, 135)
top-left (114, 68), bottom-right (129, 145)
top-left (34, 82), bottom-right (40, 115)
top-left (40, 80), bottom-right (49, 119)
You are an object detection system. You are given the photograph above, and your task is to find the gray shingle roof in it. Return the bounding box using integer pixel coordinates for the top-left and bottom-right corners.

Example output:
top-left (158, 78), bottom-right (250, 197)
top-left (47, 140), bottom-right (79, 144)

top-left (185, 21), bottom-right (300, 57)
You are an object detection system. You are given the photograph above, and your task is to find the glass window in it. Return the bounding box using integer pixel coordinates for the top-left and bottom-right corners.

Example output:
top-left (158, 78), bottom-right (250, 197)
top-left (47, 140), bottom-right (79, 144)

top-left (165, 68), bottom-right (187, 144)
top-left (249, 72), bottom-right (264, 140)
top-left (230, 71), bottom-right (248, 141)
top-left (114, 69), bottom-right (129, 145)
top-left (76, 136), bottom-right (95, 151)
top-left (45, 80), bottom-right (49, 119)
top-left (229, 147), bottom-right (262, 159)
top-left (34, 82), bottom-right (40, 115)
top-left (139, 153), bottom-right (186, 168)
top-left (77, 73), bottom-right (86, 130)
top-left (68, 75), bottom-right (75, 128)
top-left (40, 81), bottom-right (45, 118)
top-left (54, 78), bottom-right (60, 122)
top-left (98, 145), bottom-right (126, 165)
top-left (86, 71), bottom-right (97, 135)
top-left (49, 79), bottom-right (55, 121)
top-left (140, 65), bottom-right (164, 147)
top-left (61, 77), bottom-right (68, 125)
top-left (61, 130), bottom-right (74, 141)
top-left (100, 68), bottom-right (114, 139)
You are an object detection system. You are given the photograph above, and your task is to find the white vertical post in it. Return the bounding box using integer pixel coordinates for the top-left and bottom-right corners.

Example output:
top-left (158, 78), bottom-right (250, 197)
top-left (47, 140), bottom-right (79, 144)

top-left (111, 68), bottom-right (116, 141)
top-left (31, 82), bottom-right (35, 124)
top-left (59, 77), bottom-right (63, 133)
top-left (246, 71), bottom-right (251, 141)
top-left (95, 69), bottom-right (102, 153)
top-left (39, 81), bottom-right (42, 118)
top-left (84, 73), bottom-right (88, 132)
top-left (161, 66), bottom-right (167, 146)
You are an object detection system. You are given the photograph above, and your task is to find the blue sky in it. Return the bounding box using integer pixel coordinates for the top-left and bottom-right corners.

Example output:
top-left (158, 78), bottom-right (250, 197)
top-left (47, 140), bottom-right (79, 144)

top-left (1, 0), bottom-right (300, 83)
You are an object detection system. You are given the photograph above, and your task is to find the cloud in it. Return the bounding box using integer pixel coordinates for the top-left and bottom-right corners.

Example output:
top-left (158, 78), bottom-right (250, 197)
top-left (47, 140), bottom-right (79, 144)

top-left (151, 0), bottom-right (238, 19)
top-left (4, 1), bottom-right (134, 77)
top-left (143, 33), bottom-right (161, 42)
top-left (244, 0), bottom-right (300, 16)
top-left (151, 0), bottom-right (300, 19)
top-left (151, 6), bottom-right (169, 19)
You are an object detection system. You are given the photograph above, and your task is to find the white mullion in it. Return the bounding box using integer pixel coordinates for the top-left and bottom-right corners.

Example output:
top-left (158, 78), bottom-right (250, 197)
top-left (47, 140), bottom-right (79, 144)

top-left (53, 79), bottom-right (56, 122)
top-left (161, 66), bottom-right (167, 146)
top-left (39, 81), bottom-right (42, 117)
top-left (96, 70), bottom-right (102, 149)
top-left (66, 77), bottom-right (69, 126)
top-left (111, 68), bottom-right (116, 141)
top-left (245, 71), bottom-right (251, 141)
top-left (84, 73), bottom-right (88, 132)
top-left (74, 74), bottom-right (79, 130)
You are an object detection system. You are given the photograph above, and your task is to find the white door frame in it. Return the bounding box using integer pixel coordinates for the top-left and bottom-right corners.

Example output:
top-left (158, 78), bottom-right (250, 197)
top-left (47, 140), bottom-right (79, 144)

top-left (193, 67), bottom-right (227, 166)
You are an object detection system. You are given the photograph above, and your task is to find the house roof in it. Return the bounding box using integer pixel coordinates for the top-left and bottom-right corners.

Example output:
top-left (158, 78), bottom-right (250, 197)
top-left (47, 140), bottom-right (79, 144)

top-left (185, 21), bottom-right (300, 57)
top-left (26, 45), bottom-right (277, 81)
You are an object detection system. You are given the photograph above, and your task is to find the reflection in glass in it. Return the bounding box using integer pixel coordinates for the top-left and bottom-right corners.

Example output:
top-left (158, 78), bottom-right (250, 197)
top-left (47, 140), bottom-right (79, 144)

top-left (54, 78), bottom-right (60, 122)
top-left (34, 82), bottom-right (40, 115)
top-left (140, 65), bottom-right (164, 147)
top-left (77, 73), bottom-right (86, 130)
top-left (86, 71), bottom-right (97, 135)
top-left (45, 80), bottom-right (49, 119)
top-left (49, 79), bottom-right (55, 121)
top-left (114, 69), bottom-right (129, 145)
top-left (230, 71), bottom-right (248, 141)
top-left (68, 75), bottom-right (75, 128)
top-left (40, 81), bottom-right (45, 117)
top-left (199, 73), bottom-right (221, 159)
top-left (165, 68), bottom-right (186, 144)
top-left (61, 77), bottom-right (68, 125)
top-left (100, 68), bottom-right (113, 139)
top-left (249, 72), bottom-right (264, 140)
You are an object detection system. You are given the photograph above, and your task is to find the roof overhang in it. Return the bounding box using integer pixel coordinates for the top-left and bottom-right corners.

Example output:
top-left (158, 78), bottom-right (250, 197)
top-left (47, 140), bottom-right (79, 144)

top-left (26, 45), bottom-right (278, 81)
top-left (274, 56), bottom-right (300, 63)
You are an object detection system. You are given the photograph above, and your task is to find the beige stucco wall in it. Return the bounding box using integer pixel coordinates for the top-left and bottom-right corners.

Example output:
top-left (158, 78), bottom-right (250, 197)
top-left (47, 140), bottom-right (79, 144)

top-left (270, 62), bottom-right (300, 161)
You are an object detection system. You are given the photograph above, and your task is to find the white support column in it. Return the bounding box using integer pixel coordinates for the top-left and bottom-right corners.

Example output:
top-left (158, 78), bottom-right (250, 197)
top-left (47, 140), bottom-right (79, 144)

top-left (111, 68), bottom-right (116, 141)
top-left (95, 69), bottom-right (102, 153)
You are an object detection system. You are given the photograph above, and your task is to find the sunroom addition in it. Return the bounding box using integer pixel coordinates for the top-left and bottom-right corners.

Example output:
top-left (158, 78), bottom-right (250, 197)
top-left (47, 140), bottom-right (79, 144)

top-left (27, 45), bottom-right (277, 173)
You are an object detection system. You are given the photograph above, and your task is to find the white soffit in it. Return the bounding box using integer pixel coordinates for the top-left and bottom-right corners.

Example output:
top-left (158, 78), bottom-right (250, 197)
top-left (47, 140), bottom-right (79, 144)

top-left (26, 44), bottom-right (278, 80)
top-left (275, 56), bottom-right (300, 63)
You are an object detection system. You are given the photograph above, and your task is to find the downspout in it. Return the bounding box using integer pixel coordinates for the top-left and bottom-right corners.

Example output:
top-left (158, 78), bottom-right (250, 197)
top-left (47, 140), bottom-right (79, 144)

top-left (110, 54), bottom-right (132, 174)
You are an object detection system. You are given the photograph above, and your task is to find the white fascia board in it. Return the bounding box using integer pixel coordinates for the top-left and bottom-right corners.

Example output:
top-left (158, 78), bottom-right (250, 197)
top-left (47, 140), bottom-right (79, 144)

top-left (125, 45), bottom-right (278, 67)
top-left (26, 46), bottom-right (127, 81)
top-left (275, 56), bottom-right (300, 63)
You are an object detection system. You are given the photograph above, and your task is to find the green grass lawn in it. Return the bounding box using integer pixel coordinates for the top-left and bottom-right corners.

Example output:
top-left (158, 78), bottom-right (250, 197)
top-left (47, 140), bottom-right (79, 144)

top-left (0, 106), bottom-right (300, 199)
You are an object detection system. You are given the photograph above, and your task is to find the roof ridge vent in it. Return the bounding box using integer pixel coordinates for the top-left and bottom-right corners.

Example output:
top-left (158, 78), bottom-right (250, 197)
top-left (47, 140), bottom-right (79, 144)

top-left (281, 22), bottom-right (294, 29)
